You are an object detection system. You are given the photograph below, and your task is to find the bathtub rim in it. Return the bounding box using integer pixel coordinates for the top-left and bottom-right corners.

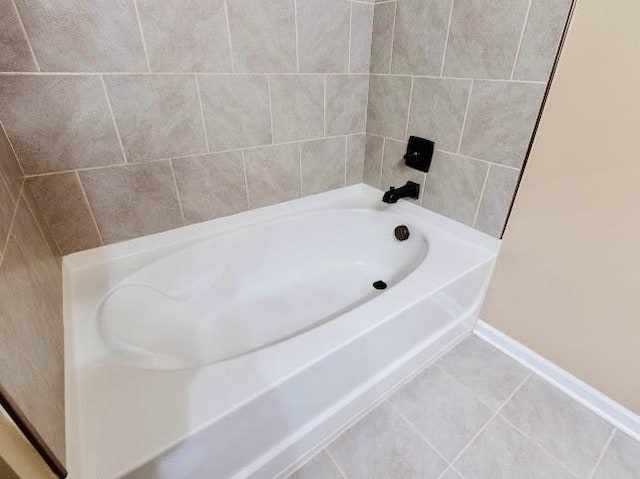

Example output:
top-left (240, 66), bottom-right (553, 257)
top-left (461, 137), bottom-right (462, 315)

top-left (62, 184), bottom-right (498, 273)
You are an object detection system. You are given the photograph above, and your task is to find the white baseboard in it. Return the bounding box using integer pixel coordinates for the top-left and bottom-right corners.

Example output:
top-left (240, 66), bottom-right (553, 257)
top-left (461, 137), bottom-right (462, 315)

top-left (474, 320), bottom-right (640, 442)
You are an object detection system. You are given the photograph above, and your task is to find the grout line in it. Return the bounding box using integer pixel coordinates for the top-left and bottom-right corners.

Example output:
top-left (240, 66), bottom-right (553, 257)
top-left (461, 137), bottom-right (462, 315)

top-left (588, 429), bottom-right (616, 479)
top-left (266, 77), bottom-right (275, 144)
top-left (435, 148), bottom-right (521, 171)
top-left (446, 372), bottom-right (532, 468)
top-left (75, 171), bottom-right (104, 246)
top-left (387, 400), bottom-right (452, 468)
top-left (472, 165), bottom-right (491, 227)
top-left (241, 151), bottom-right (251, 209)
top-left (0, 119), bottom-right (25, 176)
top-left (100, 75), bottom-right (128, 163)
top-left (439, 0), bottom-right (455, 77)
top-left (457, 79), bottom-right (473, 153)
top-left (168, 160), bottom-right (187, 226)
top-left (0, 182), bottom-right (24, 265)
top-left (368, 73), bottom-right (546, 84)
top-left (498, 413), bottom-right (581, 478)
top-left (222, 0), bottom-right (235, 73)
top-left (20, 134), bottom-right (359, 179)
top-left (133, 0), bottom-right (152, 72)
top-left (10, 0), bottom-right (40, 72)
top-left (194, 75), bottom-right (211, 152)
top-left (298, 143), bottom-right (304, 197)
top-left (0, 71), bottom-right (370, 78)
top-left (343, 135), bottom-right (349, 186)
top-left (347, 1), bottom-right (353, 73)
top-left (0, 71), bottom-right (543, 84)
top-left (387, 0), bottom-right (398, 73)
top-left (294, 0), bottom-right (300, 73)
top-left (404, 76), bottom-right (414, 140)
top-left (378, 137), bottom-right (386, 188)
top-left (323, 75), bottom-right (327, 136)
top-left (510, 0), bottom-right (533, 80)
top-left (324, 449), bottom-right (348, 479)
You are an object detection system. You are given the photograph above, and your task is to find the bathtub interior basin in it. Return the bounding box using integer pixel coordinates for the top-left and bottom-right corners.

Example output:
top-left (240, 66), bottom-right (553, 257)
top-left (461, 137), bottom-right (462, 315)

top-left (97, 210), bottom-right (428, 370)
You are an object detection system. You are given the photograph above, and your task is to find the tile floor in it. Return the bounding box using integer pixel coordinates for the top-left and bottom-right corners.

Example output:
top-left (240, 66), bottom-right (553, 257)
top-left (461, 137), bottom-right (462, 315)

top-left (287, 335), bottom-right (640, 479)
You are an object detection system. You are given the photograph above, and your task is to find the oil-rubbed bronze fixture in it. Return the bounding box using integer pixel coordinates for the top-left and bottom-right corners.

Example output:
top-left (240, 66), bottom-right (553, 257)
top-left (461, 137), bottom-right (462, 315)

top-left (404, 136), bottom-right (434, 173)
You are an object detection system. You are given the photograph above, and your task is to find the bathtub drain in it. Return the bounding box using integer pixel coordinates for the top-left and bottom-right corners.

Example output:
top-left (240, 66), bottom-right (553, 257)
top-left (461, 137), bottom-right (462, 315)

top-left (373, 280), bottom-right (387, 290)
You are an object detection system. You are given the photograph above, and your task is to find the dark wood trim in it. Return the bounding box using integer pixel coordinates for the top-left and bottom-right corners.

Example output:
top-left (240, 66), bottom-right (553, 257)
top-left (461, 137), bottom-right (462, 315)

top-left (0, 383), bottom-right (67, 478)
top-left (500, 0), bottom-right (579, 239)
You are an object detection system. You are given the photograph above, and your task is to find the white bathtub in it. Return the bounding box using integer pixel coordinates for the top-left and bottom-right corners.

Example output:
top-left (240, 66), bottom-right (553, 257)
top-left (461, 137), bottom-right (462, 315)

top-left (63, 184), bottom-right (499, 478)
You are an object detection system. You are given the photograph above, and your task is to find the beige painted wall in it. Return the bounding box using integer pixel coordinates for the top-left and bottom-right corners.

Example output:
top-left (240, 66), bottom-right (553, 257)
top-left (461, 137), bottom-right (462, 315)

top-left (481, 0), bottom-right (640, 414)
top-left (0, 408), bottom-right (55, 479)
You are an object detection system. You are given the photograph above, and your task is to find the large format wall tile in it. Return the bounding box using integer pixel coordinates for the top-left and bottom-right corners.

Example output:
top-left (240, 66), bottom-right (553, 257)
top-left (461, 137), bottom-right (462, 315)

top-left (391, 0), bottom-right (451, 75)
top-left (461, 81), bottom-right (545, 168)
top-left (501, 375), bottom-right (613, 478)
top-left (363, 134), bottom-right (383, 187)
top-left (26, 173), bottom-right (102, 255)
top-left (227, 0), bottom-right (296, 73)
top-left (513, 0), bottom-right (572, 81)
top-left (0, 75), bottom-right (124, 174)
top-left (137, 0), bottom-right (232, 73)
top-left (244, 143), bottom-right (300, 208)
top-left (474, 166), bottom-right (519, 237)
top-left (269, 75), bottom-right (324, 143)
top-left (380, 138), bottom-right (425, 202)
top-left (408, 78), bottom-right (471, 153)
top-left (349, 2), bottom-right (374, 73)
top-left (328, 402), bottom-right (447, 478)
top-left (367, 75), bottom-right (412, 140)
top-left (79, 162), bottom-right (184, 244)
top-left (369, 2), bottom-right (395, 73)
top-left (172, 152), bottom-right (248, 224)
top-left (0, 127), bottom-right (21, 202)
top-left (301, 137), bottom-right (346, 196)
top-left (14, 0), bottom-right (147, 72)
top-left (0, 0), bottom-right (36, 71)
top-left (104, 75), bottom-right (207, 161)
top-left (297, 0), bottom-right (350, 73)
top-left (423, 152), bottom-right (488, 226)
top-left (346, 134), bottom-right (366, 186)
top-left (0, 198), bottom-right (64, 461)
top-left (443, 0), bottom-right (529, 79)
top-left (325, 75), bottom-right (369, 136)
top-left (198, 75), bottom-right (272, 151)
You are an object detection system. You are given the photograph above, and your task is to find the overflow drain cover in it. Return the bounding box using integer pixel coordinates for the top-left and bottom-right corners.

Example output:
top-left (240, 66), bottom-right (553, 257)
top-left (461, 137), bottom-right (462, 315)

top-left (373, 280), bottom-right (387, 290)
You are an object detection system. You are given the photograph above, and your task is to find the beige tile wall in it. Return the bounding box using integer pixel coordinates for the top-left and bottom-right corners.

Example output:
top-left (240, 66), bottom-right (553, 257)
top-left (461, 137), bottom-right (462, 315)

top-left (364, 0), bottom-right (572, 237)
top-left (0, 0), bottom-right (375, 254)
top-left (0, 125), bottom-right (65, 463)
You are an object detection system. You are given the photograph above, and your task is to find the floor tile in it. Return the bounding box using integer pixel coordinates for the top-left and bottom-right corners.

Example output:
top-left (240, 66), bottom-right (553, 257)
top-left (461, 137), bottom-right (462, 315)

top-left (455, 416), bottom-right (575, 479)
top-left (437, 335), bottom-right (529, 410)
top-left (288, 451), bottom-right (343, 479)
top-left (328, 402), bottom-right (447, 479)
top-left (501, 375), bottom-right (613, 477)
top-left (592, 431), bottom-right (640, 479)
top-left (389, 365), bottom-right (493, 462)
top-left (440, 468), bottom-right (463, 479)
